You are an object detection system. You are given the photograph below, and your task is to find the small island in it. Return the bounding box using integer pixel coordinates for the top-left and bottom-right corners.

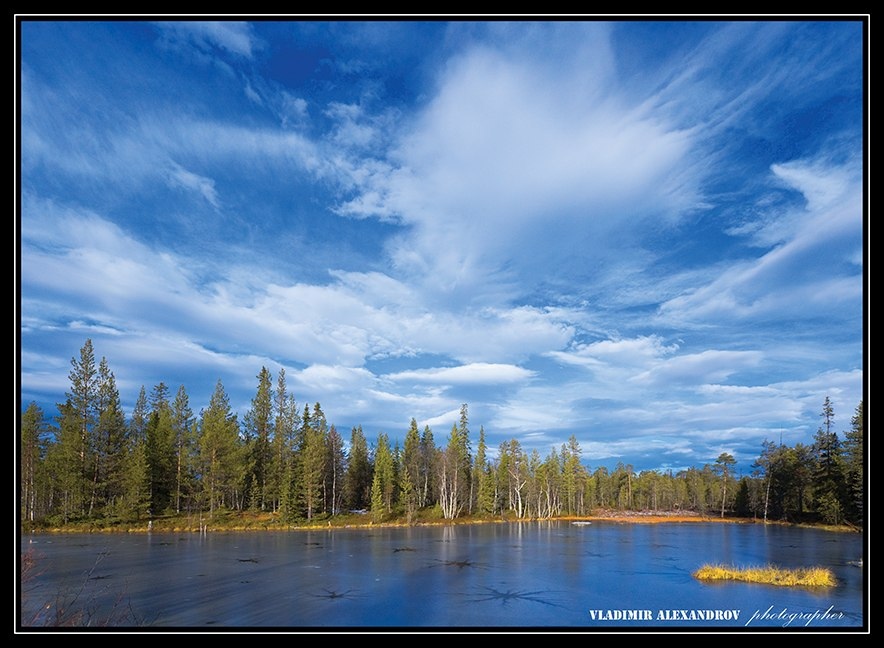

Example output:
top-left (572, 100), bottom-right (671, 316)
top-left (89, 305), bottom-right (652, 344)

top-left (693, 564), bottom-right (836, 587)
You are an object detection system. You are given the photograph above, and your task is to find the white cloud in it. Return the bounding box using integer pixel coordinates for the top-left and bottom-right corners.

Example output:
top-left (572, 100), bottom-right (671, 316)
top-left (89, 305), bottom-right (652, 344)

top-left (631, 349), bottom-right (763, 386)
top-left (22, 100), bottom-right (326, 196)
top-left (583, 437), bottom-right (694, 467)
top-left (549, 335), bottom-right (679, 370)
top-left (156, 119), bottom-right (324, 175)
top-left (324, 102), bottom-right (381, 150)
top-left (771, 159), bottom-right (855, 213)
top-left (659, 157), bottom-right (863, 325)
top-left (423, 407), bottom-right (467, 432)
top-left (243, 80), bottom-right (262, 105)
top-left (280, 93), bottom-right (309, 129)
top-left (409, 307), bottom-right (574, 364)
top-left (21, 196), bottom-right (579, 393)
top-left (19, 22), bottom-right (864, 476)
top-left (337, 43), bottom-right (700, 301)
top-left (385, 363), bottom-right (534, 386)
top-left (289, 364), bottom-right (378, 396)
top-left (546, 336), bottom-right (762, 400)
top-left (490, 383), bottom-right (586, 433)
top-left (166, 161), bottom-right (221, 209)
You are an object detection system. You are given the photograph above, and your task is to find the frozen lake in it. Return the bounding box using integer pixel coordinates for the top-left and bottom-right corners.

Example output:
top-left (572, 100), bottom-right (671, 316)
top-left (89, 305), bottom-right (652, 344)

top-left (19, 521), bottom-right (865, 629)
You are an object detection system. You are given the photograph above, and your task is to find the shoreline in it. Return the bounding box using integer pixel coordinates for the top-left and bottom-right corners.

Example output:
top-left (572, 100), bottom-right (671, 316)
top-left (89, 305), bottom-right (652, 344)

top-left (19, 509), bottom-right (860, 535)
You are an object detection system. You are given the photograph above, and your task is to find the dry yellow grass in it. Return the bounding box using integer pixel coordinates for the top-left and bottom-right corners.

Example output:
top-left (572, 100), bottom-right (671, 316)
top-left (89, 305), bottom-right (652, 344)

top-left (694, 563), bottom-right (836, 587)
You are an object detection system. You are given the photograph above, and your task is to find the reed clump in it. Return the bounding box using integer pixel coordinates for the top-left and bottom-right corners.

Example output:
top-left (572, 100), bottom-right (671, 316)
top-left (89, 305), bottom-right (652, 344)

top-left (693, 563), bottom-right (836, 587)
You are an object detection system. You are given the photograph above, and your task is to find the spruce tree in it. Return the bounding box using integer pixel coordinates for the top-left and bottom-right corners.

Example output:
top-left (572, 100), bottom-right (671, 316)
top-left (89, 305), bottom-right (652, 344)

top-left (129, 386), bottom-right (149, 445)
top-left (402, 419), bottom-right (422, 509)
top-left (812, 397), bottom-right (844, 524)
top-left (325, 424), bottom-right (345, 516)
top-left (343, 425), bottom-right (372, 511)
top-left (67, 339), bottom-right (98, 483)
top-left (439, 405), bottom-right (472, 519)
top-left (271, 369), bottom-right (299, 513)
top-left (419, 425), bottom-right (436, 508)
top-left (49, 400), bottom-right (88, 522)
top-left (244, 367), bottom-right (273, 511)
top-left (198, 380), bottom-right (240, 515)
top-left (121, 437), bottom-right (151, 521)
top-left (171, 385), bottom-right (195, 514)
top-left (562, 435), bottom-right (587, 515)
top-left (399, 464), bottom-right (418, 524)
top-left (371, 433), bottom-right (395, 521)
top-left (146, 384), bottom-right (175, 514)
top-left (92, 359), bottom-right (127, 517)
top-left (474, 426), bottom-right (495, 515)
top-left (842, 401), bottom-right (864, 525)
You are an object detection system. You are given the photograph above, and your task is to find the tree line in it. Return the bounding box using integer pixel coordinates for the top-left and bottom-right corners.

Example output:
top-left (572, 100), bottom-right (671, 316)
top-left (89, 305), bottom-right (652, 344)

top-left (19, 340), bottom-right (864, 528)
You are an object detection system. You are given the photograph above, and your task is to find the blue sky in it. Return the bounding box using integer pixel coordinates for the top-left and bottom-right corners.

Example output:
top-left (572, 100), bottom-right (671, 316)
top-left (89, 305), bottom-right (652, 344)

top-left (17, 19), bottom-right (866, 475)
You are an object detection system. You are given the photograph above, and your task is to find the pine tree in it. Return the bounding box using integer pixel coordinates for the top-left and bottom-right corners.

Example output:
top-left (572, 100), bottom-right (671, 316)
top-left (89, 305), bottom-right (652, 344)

top-left (419, 425), bottom-right (436, 508)
top-left (283, 404), bottom-right (312, 521)
top-left (129, 386), bottom-right (149, 445)
top-left (399, 464), bottom-right (418, 524)
top-left (121, 437), bottom-right (151, 520)
top-left (49, 400), bottom-right (88, 522)
top-left (591, 465), bottom-right (612, 509)
top-left (714, 453), bottom-right (736, 518)
top-left (795, 443), bottom-right (815, 519)
top-left (562, 435), bottom-right (587, 515)
top-left (270, 369), bottom-right (299, 513)
top-left (244, 367), bottom-right (273, 511)
top-left (91, 359), bottom-right (127, 517)
top-left (474, 426), bottom-right (495, 515)
top-left (371, 433), bottom-right (395, 522)
top-left (459, 404), bottom-right (473, 514)
top-left (402, 419), bottom-right (422, 508)
top-left (343, 425), bottom-right (372, 511)
top-left (198, 380), bottom-right (240, 515)
top-left (67, 339), bottom-right (98, 485)
top-left (298, 404), bottom-right (327, 520)
top-left (812, 397), bottom-right (844, 524)
top-left (325, 425), bottom-right (346, 516)
top-left (146, 383), bottom-right (175, 514)
top-left (438, 405), bottom-right (472, 519)
top-left (21, 402), bottom-right (48, 523)
top-left (171, 385), bottom-right (195, 514)
top-left (842, 401), bottom-right (864, 525)
top-left (733, 477), bottom-right (751, 517)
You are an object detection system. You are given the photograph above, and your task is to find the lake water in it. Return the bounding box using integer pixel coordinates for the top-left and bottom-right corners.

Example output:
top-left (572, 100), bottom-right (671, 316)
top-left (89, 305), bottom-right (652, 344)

top-left (19, 521), bottom-right (865, 630)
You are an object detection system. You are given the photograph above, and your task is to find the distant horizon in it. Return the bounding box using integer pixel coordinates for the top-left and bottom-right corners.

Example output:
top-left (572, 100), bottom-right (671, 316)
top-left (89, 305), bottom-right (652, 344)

top-left (17, 18), bottom-right (867, 476)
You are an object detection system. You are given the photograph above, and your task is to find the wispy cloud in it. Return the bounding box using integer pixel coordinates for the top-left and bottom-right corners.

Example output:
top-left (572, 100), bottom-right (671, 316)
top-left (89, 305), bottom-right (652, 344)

top-left (165, 161), bottom-right (221, 209)
top-left (337, 41), bottom-right (701, 302)
top-left (631, 349), bottom-right (764, 386)
top-left (385, 363), bottom-right (535, 386)
top-left (155, 21), bottom-right (257, 58)
top-left (18, 21), bottom-right (865, 474)
top-left (658, 156), bottom-right (863, 326)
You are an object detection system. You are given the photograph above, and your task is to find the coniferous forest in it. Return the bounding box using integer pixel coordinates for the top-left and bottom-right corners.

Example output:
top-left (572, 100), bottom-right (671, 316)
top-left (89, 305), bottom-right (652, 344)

top-left (19, 339), bottom-right (864, 529)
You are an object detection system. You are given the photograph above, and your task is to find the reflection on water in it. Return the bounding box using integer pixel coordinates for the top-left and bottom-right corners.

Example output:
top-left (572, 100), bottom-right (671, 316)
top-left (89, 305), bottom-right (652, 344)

top-left (19, 521), bottom-right (864, 629)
